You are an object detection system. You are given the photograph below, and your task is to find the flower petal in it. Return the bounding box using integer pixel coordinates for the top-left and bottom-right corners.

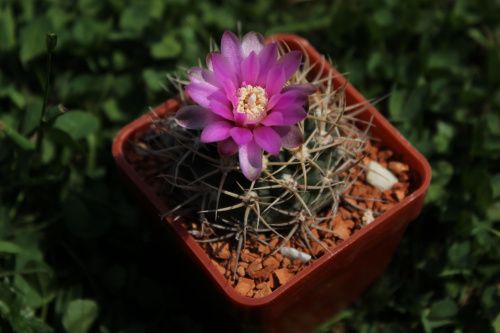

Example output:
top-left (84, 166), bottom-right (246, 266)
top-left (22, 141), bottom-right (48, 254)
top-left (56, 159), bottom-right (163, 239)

top-left (188, 67), bottom-right (220, 87)
top-left (239, 139), bottom-right (262, 181)
top-left (175, 105), bottom-right (223, 129)
top-left (272, 90), bottom-right (310, 111)
top-left (185, 82), bottom-right (225, 109)
top-left (260, 111), bottom-right (283, 126)
top-left (276, 50), bottom-right (302, 82)
top-left (200, 121), bottom-right (232, 142)
top-left (281, 83), bottom-right (317, 95)
top-left (241, 31), bottom-right (265, 57)
top-left (265, 65), bottom-right (286, 97)
top-left (279, 107), bottom-right (308, 125)
top-left (220, 31), bottom-right (243, 80)
top-left (234, 111), bottom-right (247, 127)
top-left (220, 77), bottom-right (238, 106)
top-left (241, 51), bottom-right (259, 86)
top-left (212, 53), bottom-right (239, 95)
top-left (273, 125), bottom-right (304, 148)
top-left (253, 126), bottom-right (282, 155)
top-left (218, 137), bottom-right (239, 156)
top-left (256, 43), bottom-right (278, 87)
top-left (262, 107), bottom-right (307, 126)
top-left (267, 93), bottom-right (281, 111)
top-left (230, 127), bottom-right (253, 146)
top-left (207, 99), bottom-right (234, 121)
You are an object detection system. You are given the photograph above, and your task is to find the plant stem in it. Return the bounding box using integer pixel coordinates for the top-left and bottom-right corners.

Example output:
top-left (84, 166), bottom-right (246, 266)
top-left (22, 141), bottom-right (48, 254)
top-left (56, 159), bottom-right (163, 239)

top-left (35, 33), bottom-right (57, 154)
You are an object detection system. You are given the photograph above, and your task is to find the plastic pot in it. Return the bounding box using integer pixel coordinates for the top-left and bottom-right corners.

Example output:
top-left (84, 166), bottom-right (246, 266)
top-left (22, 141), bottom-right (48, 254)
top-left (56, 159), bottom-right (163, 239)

top-left (112, 34), bottom-right (431, 332)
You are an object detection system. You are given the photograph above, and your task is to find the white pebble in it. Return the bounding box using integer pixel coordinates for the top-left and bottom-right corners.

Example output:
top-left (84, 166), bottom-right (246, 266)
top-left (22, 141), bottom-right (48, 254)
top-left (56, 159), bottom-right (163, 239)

top-left (362, 209), bottom-right (375, 225)
top-left (365, 160), bottom-right (398, 191)
top-left (280, 247), bottom-right (312, 263)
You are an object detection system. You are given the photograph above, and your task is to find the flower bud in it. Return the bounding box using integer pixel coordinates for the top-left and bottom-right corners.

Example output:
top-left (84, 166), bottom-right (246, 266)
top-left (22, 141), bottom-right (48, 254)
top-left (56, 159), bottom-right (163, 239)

top-left (46, 33), bottom-right (57, 53)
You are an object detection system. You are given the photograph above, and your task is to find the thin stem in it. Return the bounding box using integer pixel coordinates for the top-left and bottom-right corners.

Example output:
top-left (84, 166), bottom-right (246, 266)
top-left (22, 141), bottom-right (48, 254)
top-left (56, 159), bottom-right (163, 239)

top-left (35, 33), bottom-right (57, 153)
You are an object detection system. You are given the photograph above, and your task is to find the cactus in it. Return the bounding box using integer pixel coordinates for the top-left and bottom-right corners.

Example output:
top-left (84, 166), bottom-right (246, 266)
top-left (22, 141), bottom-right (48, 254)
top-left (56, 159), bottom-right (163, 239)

top-left (139, 31), bottom-right (371, 277)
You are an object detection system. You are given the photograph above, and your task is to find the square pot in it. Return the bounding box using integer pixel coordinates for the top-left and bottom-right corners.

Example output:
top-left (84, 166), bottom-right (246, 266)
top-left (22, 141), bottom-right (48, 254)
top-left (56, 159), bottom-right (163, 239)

top-left (112, 34), bottom-right (431, 332)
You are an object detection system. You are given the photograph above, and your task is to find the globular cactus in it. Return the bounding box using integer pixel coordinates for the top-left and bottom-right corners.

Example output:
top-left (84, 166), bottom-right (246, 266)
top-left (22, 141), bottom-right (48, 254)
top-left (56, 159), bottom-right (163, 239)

top-left (141, 31), bottom-right (369, 272)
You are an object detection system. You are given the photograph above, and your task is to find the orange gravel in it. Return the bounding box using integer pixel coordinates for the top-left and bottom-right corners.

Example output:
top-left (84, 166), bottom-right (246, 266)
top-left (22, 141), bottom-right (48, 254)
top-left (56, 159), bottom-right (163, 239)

top-left (126, 132), bottom-right (414, 298)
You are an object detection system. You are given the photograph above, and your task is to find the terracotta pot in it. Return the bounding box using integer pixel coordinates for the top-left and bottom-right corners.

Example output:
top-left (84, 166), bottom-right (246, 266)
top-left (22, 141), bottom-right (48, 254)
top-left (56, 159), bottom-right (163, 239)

top-left (112, 34), bottom-right (431, 332)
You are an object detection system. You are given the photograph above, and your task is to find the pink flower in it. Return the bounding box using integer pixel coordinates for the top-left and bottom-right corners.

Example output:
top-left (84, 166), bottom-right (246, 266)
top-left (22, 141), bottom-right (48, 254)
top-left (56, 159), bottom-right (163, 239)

top-left (175, 31), bottom-right (316, 181)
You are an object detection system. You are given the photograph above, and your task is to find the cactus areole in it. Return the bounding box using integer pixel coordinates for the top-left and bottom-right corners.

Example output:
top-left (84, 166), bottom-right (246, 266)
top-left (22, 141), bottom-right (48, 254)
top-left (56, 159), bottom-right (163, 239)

top-left (175, 31), bottom-right (316, 181)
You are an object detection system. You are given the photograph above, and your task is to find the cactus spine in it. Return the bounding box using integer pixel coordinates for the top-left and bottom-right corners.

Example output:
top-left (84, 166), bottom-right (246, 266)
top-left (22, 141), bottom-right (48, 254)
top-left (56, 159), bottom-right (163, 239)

top-left (142, 49), bottom-right (369, 269)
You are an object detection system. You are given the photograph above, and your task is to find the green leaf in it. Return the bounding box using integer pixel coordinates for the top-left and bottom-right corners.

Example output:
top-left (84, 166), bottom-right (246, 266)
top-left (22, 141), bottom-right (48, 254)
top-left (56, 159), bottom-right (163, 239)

top-left (0, 241), bottom-right (21, 254)
top-left (22, 99), bottom-right (43, 135)
top-left (43, 105), bottom-right (67, 124)
top-left (427, 299), bottom-right (459, 320)
top-left (475, 223), bottom-right (500, 238)
top-left (367, 51), bottom-right (383, 77)
top-left (13, 233), bottom-right (43, 270)
top-left (477, 264), bottom-right (500, 280)
top-left (468, 28), bottom-right (490, 47)
top-left (52, 111), bottom-right (99, 140)
top-left (14, 275), bottom-right (43, 308)
top-left (143, 68), bottom-right (166, 92)
top-left (486, 112), bottom-right (500, 136)
top-left (10, 316), bottom-right (54, 333)
top-left (0, 6), bottom-right (16, 51)
top-left (77, 0), bottom-right (103, 16)
top-left (0, 282), bottom-right (14, 315)
top-left (151, 35), bottom-right (182, 59)
top-left (149, 0), bottom-right (166, 19)
top-left (427, 50), bottom-right (459, 72)
top-left (448, 241), bottom-right (470, 263)
top-left (405, 86), bottom-right (429, 120)
top-left (0, 120), bottom-right (35, 150)
top-left (373, 9), bottom-right (394, 26)
top-left (433, 121), bottom-right (455, 154)
top-left (46, 128), bottom-right (85, 154)
top-left (62, 299), bottom-right (98, 333)
top-left (463, 168), bottom-right (493, 210)
top-left (487, 201), bottom-right (500, 221)
top-left (112, 51), bottom-right (127, 70)
top-left (460, 86), bottom-right (487, 104)
top-left (19, 17), bottom-right (52, 63)
top-left (41, 139), bottom-right (55, 163)
top-left (492, 174), bottom-right (500, 199)
top-left (0, 83), bottom-right (26, 109)
top-left (487, 49), bottom-right (500, 83)
top-left (120, 3), bottom-right (151, 33)
top-left (46, 7), bottom-right (74, 31)
top-left (493, 311), bottom-right (500, 333)
top-left (481, 285), bottom-right (498, 310)
top-left (0, 206), bottom-right (11, 239)
top-left (432, 160), bottom-right (454, 186)
top-left (421, 309), bottom-right (454, 332)
top-left (102, 99), bottom-right (127, 122)
top-left (55, 285), bottom-right (83, 315)
top-left (389, 89), bottom-right (407, 121)
top-left (200, 4), bottom-right (237, 30)
top-left (414, 10), bottom-right (435, 34)
top-left (72, 17), bottom-right (111, 47)
top-left (19, 261), bottom-right (55, 309)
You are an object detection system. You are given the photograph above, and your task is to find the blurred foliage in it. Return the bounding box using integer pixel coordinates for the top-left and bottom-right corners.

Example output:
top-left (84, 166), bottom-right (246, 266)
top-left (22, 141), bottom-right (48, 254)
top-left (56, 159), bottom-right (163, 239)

top-left (0, 0), bottom-right (499, 332)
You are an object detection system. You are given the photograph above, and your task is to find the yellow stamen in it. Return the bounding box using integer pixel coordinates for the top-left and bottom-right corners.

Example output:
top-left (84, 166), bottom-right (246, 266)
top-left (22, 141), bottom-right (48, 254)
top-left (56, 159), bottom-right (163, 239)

top-left (236, 85), bottom-right (268, 122)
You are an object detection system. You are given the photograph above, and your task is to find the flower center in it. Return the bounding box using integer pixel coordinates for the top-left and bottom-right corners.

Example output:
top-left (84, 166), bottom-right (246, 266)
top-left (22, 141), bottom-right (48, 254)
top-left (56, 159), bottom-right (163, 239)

top-left (236, 85), bottom-right (268, 122)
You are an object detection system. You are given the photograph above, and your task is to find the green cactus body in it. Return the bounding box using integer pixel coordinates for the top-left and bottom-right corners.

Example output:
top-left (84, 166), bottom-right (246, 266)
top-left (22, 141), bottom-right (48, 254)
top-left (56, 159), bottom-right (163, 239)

top-left (144, 61), bottom-right (367, 251)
